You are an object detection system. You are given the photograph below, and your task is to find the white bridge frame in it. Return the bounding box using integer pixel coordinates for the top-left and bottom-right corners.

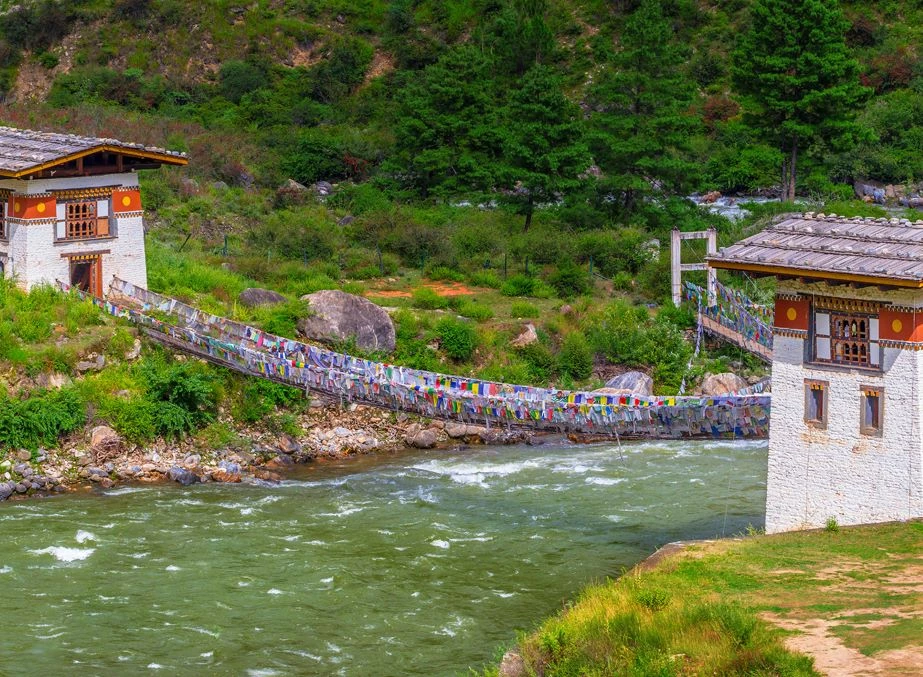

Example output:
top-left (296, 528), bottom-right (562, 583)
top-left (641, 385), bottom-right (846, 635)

top-left (671, 227), bottom-right (717, 307)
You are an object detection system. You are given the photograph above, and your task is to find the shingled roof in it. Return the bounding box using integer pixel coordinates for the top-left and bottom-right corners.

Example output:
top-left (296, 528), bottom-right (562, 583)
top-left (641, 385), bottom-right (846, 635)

top-left (708, 212), bottom-right (923, 287)
top-left (0, 126), bottom-right (187, 177)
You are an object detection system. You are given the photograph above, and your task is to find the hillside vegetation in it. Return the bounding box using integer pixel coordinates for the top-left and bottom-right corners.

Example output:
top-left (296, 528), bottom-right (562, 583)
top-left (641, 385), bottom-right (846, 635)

top-left (0, 0), bottom-right (918, 399)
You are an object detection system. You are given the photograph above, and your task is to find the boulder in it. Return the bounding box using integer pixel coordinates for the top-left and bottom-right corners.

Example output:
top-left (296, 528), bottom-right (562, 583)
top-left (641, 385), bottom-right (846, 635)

top-left (166, 467), bottom-right (200, 486)
top-left (407, 429), bottom-right (437, 449)
top-left (277, 179), bottom-right (310, 203)
top-left (0, 482), bottom-right (13, 501)
top-left (598, 371), bottom-right (654, 396)
top-left (124, 339), bottom-right (142, 361)
top-left (90, 426), bottom-right (121, 461)
top-left (265, 454), bottom-right (295, 470)
top-left (239, 287), bottom-right (287, 308)
top-left (700, 372), bottom-right (748, 396)
top-left (499, 651), bottom-right (527, 677)
top-left (278, 434), bottom-right (302, 455)
top-left (35, 372), bottom-right (71, 389)
top-left (337, 215), bottom-right (355, 226)
top-left (15, 449), bottom-right (31, 461)
top-left (701, 190), bottom-right (722, 204)
top-left (312, 181), bottom-right (334, 196)
top-left (445, 422), bottom-right (469, 439)
top-left (511, 323), bottom-right (538, 347)
top-left (298, 290), bottom-right (396, 352)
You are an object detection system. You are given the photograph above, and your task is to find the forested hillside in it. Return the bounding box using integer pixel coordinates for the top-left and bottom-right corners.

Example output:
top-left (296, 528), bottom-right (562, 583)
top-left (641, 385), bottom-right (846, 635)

top-left (0, 0), bottom-right (917, 389)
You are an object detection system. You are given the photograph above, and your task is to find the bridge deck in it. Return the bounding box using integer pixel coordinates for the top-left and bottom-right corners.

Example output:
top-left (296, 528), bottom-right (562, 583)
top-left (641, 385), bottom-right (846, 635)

top-left (699, 315), bottom-right (773, 363)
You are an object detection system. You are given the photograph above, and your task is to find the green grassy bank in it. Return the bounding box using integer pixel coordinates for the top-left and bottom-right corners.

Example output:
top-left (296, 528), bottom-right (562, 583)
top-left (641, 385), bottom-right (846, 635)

top-left (491, 520), bottom-right (923, 676)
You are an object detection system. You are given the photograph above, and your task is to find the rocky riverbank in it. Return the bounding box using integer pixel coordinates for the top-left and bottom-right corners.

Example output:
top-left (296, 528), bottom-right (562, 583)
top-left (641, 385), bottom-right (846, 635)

top-left (0, 400), bottom-right (531, 502)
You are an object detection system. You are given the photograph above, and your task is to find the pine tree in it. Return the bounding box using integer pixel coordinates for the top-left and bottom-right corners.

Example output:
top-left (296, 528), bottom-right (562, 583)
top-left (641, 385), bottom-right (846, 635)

top-left (388, 46), bottom-right (501, 199)
top-left (587, 0), bottom-right (698, 214)
top-left (733, 0), bottom-right (869, 200)
top-left (500, 65), bottom-right (590, 231)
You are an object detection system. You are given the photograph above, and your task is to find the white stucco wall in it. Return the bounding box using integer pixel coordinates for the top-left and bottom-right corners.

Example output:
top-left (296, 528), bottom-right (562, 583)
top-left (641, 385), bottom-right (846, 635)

top-left (766, 282), bottom-right (923, 533)
top-left (0, 173), bottom-right (148, 293)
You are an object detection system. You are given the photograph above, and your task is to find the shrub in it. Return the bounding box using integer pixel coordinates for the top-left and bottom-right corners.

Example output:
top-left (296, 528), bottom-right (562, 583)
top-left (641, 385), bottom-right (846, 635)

top-left (412, 287), bottom-right (448, 310)
top-left (501, 274), bottom-right (535, 297)
top-left (558, 332), bottom-right (593, 380)
top-left (510, 301), bottom-right (540, 318)
top-left (547, 260), bottom-right (590, 299)
top-left (518, 341), bottom-right (556, 383)
top-left (457, 299), bottom-right (494, 321)
top-left (0, 387), bottom-right (86, 450)
top-left (434, 316), bottom-right (477, 361)
top-left (425, 265), bottom-right (465, 282)
top-left (468, 270), bottom-right (502, 289)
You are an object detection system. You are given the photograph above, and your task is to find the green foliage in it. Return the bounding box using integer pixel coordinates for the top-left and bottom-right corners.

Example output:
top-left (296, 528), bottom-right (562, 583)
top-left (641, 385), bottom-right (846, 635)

top-left (412, 287), bottom-right (449, 310)
top-left (434, 316), bottom-right (478, 361)
top-left (500, 64), bottom-right (590, 230)
top-left (219, 59), bottom-right (269, 104)
top-left (510, 301), bottom-right (540, 318)
top-left (588, 0), bottom-right (698, 213)
top-left (457, 299), bottom-right (494, 321)
top-left (585, 300), bottom-right (692, 392)
top-left (733, 0), bottom-right (870, 199)
top-left (558, 332), bottom-right (593, 380)
top-left (0, 387), bottom-right (85, 451)
top-left (501, 274), bottom-right (537, 297)
top-left (825, 517), bottom-right (840, 533)
top-left (547, 260), bottom-right (589, 299)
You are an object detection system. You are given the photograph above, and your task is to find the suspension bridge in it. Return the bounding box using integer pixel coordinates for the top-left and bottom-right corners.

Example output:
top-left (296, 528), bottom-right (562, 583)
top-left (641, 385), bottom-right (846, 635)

top-left (63, 276), bottom-right (774, 441)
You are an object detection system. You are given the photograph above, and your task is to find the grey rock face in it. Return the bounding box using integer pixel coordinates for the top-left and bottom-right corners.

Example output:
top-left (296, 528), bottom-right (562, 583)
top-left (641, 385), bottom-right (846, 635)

top-left (700, 372), bottom-right (748, 396)
top-left (298, 290), bottom-right (396, 352)
top-left (167, 467), bottom-right (200, 486)
top-left (239, 287), bottom-right (288, 308)
top-left (407, 429), bottom-right (437, 449)
top-left (599, 371), bottom-right (654, 396)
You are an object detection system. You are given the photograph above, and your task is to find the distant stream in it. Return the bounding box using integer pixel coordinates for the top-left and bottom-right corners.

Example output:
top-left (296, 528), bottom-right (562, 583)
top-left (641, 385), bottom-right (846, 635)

top-left (0, 439), bottom-right (767, 675)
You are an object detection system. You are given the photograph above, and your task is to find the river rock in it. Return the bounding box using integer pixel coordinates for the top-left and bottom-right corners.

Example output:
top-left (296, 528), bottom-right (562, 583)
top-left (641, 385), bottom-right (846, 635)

top-left (239, 287), bottom-right (288, 308)
top-left (498, 651), bottom-right (527, 677)
top-left (0, 482), bottom-right (12, 500)
top-left (167, 467), bottom-right (200, 486)
top-left (445, 422), bottom-right (468, 439)
top-left (90, 426), bottom-right (122, 461)
top-left (265, 454), bottom-right (295, 470)
top-left (278, 434), bottom-right (302, 454)
top-left (700, 372), bottom-right (748, 395)
top-left (16, 449), bottom-right (31, 461)
top-left (599, 371), bottom-right (654, 396)
top-left (407, 429), bottom-right (437, 449)
top-left (14, 482), bottom-right (27, 493)
top-left (212, 466), bottom-right (242, 483)
top-left (511, 323), bottom-right (538, 347)
top-left (298, 290), bottom-right (396, 352)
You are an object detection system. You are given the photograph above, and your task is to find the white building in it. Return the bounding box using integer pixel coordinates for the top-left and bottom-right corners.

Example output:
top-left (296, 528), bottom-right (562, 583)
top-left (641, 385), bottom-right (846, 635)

top-left (710, 212), bottom-right (923, 533)
top-left (0, 127), bottom-right (186, 295)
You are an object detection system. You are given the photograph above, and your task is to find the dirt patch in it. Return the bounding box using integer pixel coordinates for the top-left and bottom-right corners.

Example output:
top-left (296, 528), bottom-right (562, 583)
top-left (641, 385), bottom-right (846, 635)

top-left (364, 51), bottom-right (395, 83)
top-left (367, 283), bottom-right (477, 299)
top-left (762, 613), bottom-right (883, 676)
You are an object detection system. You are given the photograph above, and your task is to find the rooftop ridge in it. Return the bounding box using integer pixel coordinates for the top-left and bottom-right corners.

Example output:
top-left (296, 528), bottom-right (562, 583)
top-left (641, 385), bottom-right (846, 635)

top-left (801, 211), bottom-right (923, 227)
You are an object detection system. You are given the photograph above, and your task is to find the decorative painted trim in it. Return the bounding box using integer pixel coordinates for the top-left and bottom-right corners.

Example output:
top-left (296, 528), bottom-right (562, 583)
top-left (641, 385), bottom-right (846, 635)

top-left (55, 237), bottom-right (115, 247)
top-left (880, 340), bottom-right (923, 350)
top-left (812, 296), bottom-right (883, 314)
top-left (773, 327), bottom-right (808, 338)
top-left (52, 187), bottom-right (117, 200)
top-left (60, 249), bottom-right (111, 258)
top-left (113, 209), bottom-right (144, 218)
top-left (776, 293), bottom-right (805, 301)
top-left (6, 217), bottom-right (56, 226)
top-left (709, 260), bottom-right (923, 288)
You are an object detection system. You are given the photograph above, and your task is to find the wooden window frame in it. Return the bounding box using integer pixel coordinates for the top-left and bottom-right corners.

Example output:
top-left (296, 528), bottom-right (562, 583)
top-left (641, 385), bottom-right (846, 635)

top-left (860, 386), bottom-right (883, 437)
top-left (805, 379), bottom-right (828, 429)
top-left (0, 200), bottom-right (6, 241)
top-left (812, 309), bottom-right (880, 371)
top-left (63, 200), bottom-right (98, 240)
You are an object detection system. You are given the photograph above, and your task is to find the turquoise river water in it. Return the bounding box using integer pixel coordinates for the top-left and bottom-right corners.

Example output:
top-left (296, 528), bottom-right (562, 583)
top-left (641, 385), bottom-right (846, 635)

top-left (0, 438), bottom-right (767, 675)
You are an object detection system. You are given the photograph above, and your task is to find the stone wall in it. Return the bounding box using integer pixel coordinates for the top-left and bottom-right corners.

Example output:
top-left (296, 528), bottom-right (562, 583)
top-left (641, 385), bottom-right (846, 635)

top-left (766, 282), bottom-right (923, 533)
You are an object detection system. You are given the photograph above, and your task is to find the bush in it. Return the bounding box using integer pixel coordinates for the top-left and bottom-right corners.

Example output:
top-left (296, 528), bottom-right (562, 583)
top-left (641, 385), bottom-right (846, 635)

top-left (510, 301), bottom-right (540, 318)
top-left (434, 316), bottom-right (477, 361)
top-left (457, 299), bottom-right (494, 321)
top-left (425, 265), bottom-right (465, 282)
top-left (558, 332), bottom-right (593, 380)
top-left (501, 273), bottom-right (536, 297)
top-left (0, 387), bottom-right (85, 450)
top-left (412, 287), bottom-right (448, 310)
top-left (468, 270), bottom-right (503, 289)
top-left (547, 260), bottom-right (590, 299)
top-left (518, 341), bottom-right (556, 383)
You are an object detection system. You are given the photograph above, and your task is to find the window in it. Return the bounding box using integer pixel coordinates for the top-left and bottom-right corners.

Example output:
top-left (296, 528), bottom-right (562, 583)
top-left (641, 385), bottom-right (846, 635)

top-left (860, 386), bottom-right (883, 436)
top-left (814, 310), bottom-right (879, 369)
top-left (65, 200), bottom-right (97, 239)
top-left (805, 380), bottom-right (828, 428)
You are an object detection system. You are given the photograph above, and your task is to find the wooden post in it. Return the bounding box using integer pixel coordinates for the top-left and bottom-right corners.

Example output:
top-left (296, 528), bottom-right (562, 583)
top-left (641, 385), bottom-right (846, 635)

top-left (706, 227), bottom-right (717, 307)
top-left (671, 228), bottom-right (682, 307)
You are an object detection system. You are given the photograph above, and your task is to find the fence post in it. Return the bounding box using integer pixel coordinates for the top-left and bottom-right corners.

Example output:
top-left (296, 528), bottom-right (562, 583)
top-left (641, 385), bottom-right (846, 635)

top-left (671, 227), bottom-right (682, 307)
top-left (223, 234), bottom-right (228, 257)
top-left (377, 245), bottom-right (384, 275)
top-left (706, 227), bottom-right (718, 307)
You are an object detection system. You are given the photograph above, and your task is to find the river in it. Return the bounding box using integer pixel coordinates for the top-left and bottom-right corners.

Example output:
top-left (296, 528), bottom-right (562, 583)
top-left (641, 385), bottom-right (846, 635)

top-left (0, 438), bottom-right (767, 675)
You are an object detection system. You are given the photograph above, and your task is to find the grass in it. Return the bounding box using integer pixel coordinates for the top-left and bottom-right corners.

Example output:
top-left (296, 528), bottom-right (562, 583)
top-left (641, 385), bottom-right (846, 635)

top-left (495, 521), bottom-right (923, 675)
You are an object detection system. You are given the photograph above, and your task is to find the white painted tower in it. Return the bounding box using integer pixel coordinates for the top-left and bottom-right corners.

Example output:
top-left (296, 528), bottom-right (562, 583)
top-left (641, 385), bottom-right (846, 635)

top-left (710, 213), bottom-right (923, 532)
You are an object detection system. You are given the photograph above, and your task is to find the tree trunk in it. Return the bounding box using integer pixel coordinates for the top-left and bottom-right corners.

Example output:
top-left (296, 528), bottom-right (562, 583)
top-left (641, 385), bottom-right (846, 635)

top-left (788, 140), bottom-right (798, 202)
top-left (781, 157), bottom-right (788, 200)
top-left (523, 196), bottom-right (534, 232)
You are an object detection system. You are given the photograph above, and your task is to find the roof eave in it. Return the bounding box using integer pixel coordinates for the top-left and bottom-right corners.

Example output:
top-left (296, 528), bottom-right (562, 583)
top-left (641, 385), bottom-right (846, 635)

top-left (707, 259), bottom-right (923, 289)
top-left (0, 145), bottom-right (188, 178)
